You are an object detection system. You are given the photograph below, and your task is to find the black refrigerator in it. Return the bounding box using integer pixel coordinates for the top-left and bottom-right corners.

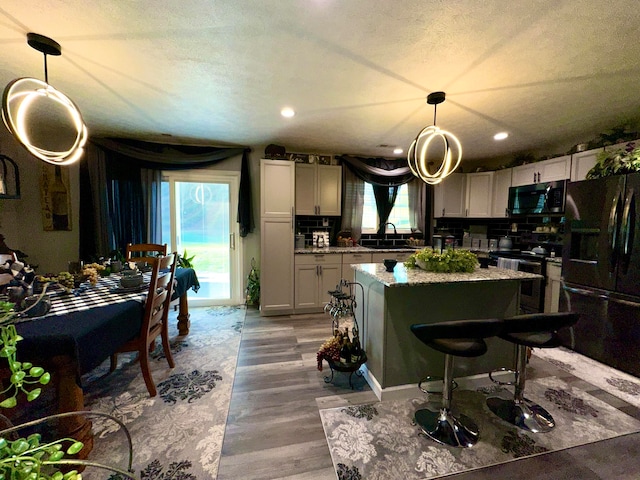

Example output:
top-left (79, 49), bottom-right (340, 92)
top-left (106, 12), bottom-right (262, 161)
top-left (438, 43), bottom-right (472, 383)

top-left (561, 172), bottom-right (640, 377)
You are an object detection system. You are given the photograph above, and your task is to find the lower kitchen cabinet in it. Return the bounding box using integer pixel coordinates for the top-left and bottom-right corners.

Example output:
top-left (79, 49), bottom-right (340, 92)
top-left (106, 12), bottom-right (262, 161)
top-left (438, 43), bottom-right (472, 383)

top-left (544, 262), bottom-right (562, 313)
top-left (371, 251), bottom-right (413, 263)
top-left (295, 254), bottom-right (342, 312)
top-left (342, 252), bottom-right (373, 283)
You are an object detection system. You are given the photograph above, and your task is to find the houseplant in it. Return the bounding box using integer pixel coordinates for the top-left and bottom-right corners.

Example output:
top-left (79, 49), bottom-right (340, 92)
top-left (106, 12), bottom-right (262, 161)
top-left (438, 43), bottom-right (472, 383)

top-left (0, 271), bottom-right (138, 479)
top-left (586, 144), bottom-right (640, 179)
top-left (405, 248), bottom-right (478, 273)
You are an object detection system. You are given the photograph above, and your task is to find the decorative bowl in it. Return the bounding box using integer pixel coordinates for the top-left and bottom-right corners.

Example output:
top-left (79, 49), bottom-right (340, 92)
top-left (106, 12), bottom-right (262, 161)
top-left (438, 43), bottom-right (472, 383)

top-left (120, 273), bottom-right (144, 289)
top-left (383, 259), bottom-right (397, 272)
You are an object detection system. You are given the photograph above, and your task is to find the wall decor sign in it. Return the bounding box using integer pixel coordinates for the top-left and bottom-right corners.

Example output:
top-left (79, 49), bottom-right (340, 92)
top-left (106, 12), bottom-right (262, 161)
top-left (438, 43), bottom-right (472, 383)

top-left (40, 164), bottom-right (71, 231)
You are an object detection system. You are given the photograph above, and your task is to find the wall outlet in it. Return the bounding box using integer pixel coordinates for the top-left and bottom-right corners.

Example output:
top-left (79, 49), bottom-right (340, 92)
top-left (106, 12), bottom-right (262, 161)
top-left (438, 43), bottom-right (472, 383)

top-left (322, 217), bottom-right (329, 226)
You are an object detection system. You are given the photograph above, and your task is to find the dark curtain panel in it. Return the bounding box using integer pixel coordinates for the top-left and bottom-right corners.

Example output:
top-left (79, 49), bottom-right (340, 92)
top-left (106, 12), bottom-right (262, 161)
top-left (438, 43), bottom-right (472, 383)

top-left (80, 138), bottom-right (252, 260)
top-left (106, 152), bottom-right (146, 254)
top-left (372, 185), bottom-right (399, 237)
top-left (237, 150), bottom-right (254, 237)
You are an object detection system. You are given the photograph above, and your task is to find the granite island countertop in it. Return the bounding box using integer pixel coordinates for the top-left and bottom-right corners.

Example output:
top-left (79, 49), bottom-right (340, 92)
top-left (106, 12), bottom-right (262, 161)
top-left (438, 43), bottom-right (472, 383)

top-left (352, 263), bottom-right (542, 287)
top-left (294, 246), bottom-right (420, 254)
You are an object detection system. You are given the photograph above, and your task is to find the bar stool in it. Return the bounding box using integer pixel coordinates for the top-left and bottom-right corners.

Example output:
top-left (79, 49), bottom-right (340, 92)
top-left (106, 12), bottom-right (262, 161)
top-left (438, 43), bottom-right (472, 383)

top-left (410, 318), bottom-right (504, 448)
top-left (487, 312), bottom-right (579, 433)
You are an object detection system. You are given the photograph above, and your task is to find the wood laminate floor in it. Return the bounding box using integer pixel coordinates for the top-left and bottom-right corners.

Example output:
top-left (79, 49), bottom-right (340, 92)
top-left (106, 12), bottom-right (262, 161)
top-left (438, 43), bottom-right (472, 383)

top-left (216, 309), bottom-right (640, 480)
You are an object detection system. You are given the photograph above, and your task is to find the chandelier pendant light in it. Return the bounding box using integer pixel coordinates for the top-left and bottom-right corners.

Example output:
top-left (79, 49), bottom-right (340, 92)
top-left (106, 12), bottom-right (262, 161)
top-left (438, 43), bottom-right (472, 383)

top-left (2, 33), bottom-right (88, 166)
top-left (407, 91), bottom-right (462, 185)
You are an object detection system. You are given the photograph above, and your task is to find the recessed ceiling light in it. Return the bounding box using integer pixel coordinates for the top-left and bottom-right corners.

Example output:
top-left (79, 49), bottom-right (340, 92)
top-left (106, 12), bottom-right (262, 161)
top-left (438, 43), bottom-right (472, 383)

top-left (494, 132), bottom-right (509, 141)
top-left (281, 107), bottom-right (295, 118)
top-left (393, 148), bottom-right (403, 155)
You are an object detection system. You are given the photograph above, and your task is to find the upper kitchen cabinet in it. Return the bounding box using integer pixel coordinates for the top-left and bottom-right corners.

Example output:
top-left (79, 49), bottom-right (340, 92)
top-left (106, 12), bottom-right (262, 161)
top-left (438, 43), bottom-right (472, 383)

top-left (295, 164), bottom-right (342, 216)
top-left (570, 147), bottom-right (603, 182)
top-left (511, 155), bottom-right (571, 187)
top-left (491, 168), bottom-right (512, 218)
top-left (433, 173), bottom-right (466, 218)
top-left (261, 159), bottom-right (296, 218)
top-left (465, 171), bottom-right (494, 218)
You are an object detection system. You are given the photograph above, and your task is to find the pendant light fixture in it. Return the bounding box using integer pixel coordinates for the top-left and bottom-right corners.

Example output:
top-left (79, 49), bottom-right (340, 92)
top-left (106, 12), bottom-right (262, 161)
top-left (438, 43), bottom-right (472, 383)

top-left (1, 33), bottom-right (88, 165)
top-left (407, 92), bottom-right (462, 185)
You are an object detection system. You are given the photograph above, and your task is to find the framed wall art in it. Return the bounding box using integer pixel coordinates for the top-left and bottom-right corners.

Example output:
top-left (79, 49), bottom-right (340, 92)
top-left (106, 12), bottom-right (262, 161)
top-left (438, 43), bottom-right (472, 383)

top-left (40, 164), bottom-right (72, 231)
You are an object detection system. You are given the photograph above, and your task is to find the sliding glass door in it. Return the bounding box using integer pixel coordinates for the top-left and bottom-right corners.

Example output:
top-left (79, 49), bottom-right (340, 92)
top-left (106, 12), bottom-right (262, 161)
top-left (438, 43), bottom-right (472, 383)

top-left (161, 170), bottom-right (242, 306)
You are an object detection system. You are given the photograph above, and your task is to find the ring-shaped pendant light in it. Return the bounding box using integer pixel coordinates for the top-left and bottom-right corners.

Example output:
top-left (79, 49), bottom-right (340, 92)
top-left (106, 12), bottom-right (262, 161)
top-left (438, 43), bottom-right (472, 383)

top-left (407, 92), bottom-right (462, 185)
top-left (1, 33), bottom-right (88, 166)
top-left (3, 78), bottom-right (88, 165)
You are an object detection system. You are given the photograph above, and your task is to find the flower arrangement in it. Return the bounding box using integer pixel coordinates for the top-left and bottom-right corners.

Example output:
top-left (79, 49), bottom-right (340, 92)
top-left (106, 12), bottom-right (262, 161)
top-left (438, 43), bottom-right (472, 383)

top-left (405, 248), bottom-right (478, 273)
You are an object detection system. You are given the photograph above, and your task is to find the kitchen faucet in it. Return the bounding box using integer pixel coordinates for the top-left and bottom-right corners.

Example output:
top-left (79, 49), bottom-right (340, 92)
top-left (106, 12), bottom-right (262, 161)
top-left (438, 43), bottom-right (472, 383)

top-left (384, 222), bottom-right (397, 235)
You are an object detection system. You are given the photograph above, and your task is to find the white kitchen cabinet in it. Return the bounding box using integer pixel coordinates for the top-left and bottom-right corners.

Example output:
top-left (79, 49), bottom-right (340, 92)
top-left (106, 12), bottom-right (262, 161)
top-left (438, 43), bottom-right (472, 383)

top-left (570, 148), bottom-right (603, 182)
top-left (260, 160), bottom-right (295, 315)
top-left (295, 164), bottom-right (342, 216)
top-left (491, 169), bottom-right (512, 218)
top-left (544, 262), bottom-right (562, 313)
top-left (371, 251), bottom-right (413, 263)
top-left (465, 172), bottom-right (494, 218)
top-left (511, 155), bottom-right (571, 186)
top-left (433, 173), bottom-right (466, 218)
top-left (294, 253), bottom-right (342, 312)
top-left (342, 252), bottom-right (373, 283)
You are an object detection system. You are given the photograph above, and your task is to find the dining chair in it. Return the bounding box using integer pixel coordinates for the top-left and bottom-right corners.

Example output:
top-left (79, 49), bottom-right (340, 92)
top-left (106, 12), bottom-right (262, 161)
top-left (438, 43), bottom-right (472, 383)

top-left (110, 252), bottom-right (177, 397)
top-left (125, 243), bottom-right (168, 267)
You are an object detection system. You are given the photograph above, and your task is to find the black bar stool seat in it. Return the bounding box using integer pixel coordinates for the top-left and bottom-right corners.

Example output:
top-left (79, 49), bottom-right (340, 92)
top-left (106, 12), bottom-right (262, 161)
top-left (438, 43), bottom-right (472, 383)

top-left (487, 312), bottom-right (579, 433)
top-left (411, 318), bottom-right (504, 448)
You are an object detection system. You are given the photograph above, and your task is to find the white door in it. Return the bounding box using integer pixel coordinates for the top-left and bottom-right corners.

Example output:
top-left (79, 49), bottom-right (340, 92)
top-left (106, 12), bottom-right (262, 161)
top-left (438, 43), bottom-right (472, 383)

top-left (161, 170), bottom-right (242, 306)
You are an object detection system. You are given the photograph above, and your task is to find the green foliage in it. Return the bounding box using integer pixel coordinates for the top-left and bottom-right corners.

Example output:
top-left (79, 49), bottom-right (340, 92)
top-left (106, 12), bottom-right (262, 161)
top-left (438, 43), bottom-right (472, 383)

top-left (0, 432), bottom-right (84, 480)
top-left (405, 248), bottom-right (479, 273)
top-left (245, 259), bottom-right (260, 306)
top-left (0, 324), bottom-right (49, 408)
top-left (177, 250), bottom-right (196, 269)
top-left (586, 146), bottom-right (640, 179)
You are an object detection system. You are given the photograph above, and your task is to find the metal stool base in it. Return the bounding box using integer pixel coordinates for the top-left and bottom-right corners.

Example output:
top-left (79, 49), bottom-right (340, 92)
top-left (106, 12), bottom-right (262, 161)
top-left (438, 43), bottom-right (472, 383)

top-left (415, 408), bottom-right (479, 448)
top-left (486, 396), bottom-right (555, 433)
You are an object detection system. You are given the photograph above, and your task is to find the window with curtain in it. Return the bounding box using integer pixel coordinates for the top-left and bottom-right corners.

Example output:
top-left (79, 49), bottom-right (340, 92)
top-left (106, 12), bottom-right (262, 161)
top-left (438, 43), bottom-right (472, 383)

top-left (361, 183), bottom-right (411, 233)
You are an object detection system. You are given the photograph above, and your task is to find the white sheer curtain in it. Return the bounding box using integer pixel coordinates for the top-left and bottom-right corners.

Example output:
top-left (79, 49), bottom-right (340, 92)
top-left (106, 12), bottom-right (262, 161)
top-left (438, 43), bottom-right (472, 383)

top-left (340, 167), bottom-right (365, 243)
top-left (408, 177), bottom-right (426, 234)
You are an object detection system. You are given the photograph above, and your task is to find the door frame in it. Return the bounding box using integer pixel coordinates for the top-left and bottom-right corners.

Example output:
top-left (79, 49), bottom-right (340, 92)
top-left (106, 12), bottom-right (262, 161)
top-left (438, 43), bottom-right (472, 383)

top-left (162, 169), bottom-right (243, 306)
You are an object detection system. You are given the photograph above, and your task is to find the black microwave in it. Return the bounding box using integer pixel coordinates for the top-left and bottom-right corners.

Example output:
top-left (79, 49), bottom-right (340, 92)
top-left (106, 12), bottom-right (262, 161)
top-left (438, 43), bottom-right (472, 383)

top-left (508, 180), bottom-right (566, 216)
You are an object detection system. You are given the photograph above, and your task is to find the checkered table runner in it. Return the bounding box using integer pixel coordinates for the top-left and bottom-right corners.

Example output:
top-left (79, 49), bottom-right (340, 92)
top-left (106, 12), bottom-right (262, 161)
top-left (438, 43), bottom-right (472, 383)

top-left (26, 274), bottom-right (151, 320)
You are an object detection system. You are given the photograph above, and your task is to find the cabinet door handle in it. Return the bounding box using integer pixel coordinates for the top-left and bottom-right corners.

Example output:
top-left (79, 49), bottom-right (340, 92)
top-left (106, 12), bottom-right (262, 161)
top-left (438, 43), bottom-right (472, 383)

top-left (466, 208), bottom-right (468, 217)
top-left (533, 172), bottom-right (536, 183)
top-left (442, 208), bottom-right (445, 216)
top-left (319, 265), bottom-right (323, 276)
top-left (291, 207), bottom-right (294, 230)
top-left (505, 208), bottom-right (508, 217)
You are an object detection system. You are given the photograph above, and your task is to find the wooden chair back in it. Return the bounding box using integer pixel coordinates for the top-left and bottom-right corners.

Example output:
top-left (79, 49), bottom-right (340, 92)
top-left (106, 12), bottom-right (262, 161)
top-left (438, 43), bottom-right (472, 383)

top-left (125, 243), bottom-right (168, 267)
top-left (111, 252), bottom-right (177, 397)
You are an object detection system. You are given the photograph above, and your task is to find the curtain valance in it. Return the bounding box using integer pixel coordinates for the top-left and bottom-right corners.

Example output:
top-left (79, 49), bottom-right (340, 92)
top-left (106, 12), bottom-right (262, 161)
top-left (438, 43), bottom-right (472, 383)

top-left (337, 155), bottom-right (415, 186)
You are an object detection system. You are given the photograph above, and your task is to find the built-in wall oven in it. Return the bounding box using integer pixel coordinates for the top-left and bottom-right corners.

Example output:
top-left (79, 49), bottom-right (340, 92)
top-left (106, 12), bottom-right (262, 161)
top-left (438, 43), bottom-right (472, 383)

top-left (489, 251), bottom-right (545, 314)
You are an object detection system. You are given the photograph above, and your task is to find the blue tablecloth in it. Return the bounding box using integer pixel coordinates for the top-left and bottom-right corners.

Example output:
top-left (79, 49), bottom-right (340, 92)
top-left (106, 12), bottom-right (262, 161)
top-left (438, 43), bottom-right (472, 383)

top-left (15, 300), bottom-right (144, 378)
top-left (172, 267), bottom-right (199, 300)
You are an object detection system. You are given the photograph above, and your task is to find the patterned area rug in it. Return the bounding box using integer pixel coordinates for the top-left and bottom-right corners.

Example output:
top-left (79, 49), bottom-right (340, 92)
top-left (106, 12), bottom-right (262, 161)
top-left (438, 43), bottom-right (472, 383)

top-left (533, 347), bottom-right (640, 409)
top-left (81, 305), bottom-right (245, 479)
top-left (320, 376), bottom-right (640, 480)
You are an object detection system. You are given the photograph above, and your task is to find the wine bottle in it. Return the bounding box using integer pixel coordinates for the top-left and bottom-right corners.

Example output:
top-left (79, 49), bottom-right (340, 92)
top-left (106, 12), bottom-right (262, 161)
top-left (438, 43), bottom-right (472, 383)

top-left (351, 333), bottom-right (362, 363)
top-left (339, 337), bottom-right (350, 364)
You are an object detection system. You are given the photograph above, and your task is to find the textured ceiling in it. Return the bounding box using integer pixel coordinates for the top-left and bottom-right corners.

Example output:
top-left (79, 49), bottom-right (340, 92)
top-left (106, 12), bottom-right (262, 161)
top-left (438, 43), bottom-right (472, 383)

top-left (1, 1), bottom-right (640, 167)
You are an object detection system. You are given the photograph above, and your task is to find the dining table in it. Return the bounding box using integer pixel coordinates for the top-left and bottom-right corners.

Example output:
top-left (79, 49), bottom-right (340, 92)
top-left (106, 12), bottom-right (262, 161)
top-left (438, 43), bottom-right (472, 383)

top-left (6, 267), bottom-right (199, 459)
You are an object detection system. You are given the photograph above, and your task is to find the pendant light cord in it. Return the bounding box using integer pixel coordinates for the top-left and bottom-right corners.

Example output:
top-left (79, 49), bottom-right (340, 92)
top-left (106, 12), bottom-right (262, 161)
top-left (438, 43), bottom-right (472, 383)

top-left (433, 103), bottom-right (437, 126)
top-left (43, 53), bottom-right (49, 84)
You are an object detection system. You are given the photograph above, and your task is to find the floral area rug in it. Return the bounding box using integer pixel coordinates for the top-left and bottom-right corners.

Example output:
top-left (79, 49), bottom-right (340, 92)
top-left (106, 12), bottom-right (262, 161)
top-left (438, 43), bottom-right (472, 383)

top-left (80, 305), bottom-right (245, 479)
top-left (533, 346), bottom-right (640, 409)
top-left (320, 376), bottom-right (640, 480)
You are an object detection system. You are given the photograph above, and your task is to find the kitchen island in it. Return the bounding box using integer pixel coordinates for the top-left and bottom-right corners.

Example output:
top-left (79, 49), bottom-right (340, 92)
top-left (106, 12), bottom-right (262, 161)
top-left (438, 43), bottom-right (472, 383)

top-left (352, 263), bottom-right (542, 400)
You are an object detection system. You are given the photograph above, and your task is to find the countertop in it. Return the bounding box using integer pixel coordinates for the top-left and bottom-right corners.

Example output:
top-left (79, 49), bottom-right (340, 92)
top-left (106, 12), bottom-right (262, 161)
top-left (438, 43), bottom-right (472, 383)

top-left (294, 246), bottom-right (419, 254)
top-left (352, 263), bottom-right (543, 287)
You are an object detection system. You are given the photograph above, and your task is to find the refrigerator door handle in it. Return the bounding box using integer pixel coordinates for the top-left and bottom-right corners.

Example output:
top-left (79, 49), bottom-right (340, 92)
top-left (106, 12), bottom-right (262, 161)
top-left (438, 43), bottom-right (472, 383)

top-left (608, 191), bottom-right (622, 272)
top-left (620, 188), bottom-right (635, 271)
